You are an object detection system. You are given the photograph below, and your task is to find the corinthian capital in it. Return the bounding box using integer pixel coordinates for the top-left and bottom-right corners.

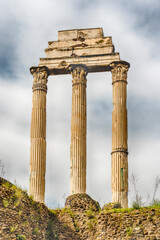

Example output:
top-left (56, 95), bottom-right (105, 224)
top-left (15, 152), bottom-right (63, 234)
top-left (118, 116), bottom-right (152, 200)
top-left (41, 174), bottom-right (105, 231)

top-left (30, 66), bottom-right (49, 92)
top-left (110, 61), bottom-right (130, 84)
top-left (69, 64), bottom-right (88, 86)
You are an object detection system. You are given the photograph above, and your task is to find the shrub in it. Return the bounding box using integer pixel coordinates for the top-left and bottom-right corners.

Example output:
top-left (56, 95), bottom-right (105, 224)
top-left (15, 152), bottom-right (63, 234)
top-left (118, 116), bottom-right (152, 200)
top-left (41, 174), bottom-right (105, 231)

top-left (86, 209), bottom-right (95, 219)
top-left (132, 201), bottom-right (141, 209)
top-left (10, 226), bottom-right (15, 233)
top-left (126, 226), bottom-right (133, 236)
top-left (60, 208), bottom-right (74, 218)
top-left (16, 234), bottom-right (26, 240)
top-left (2, 181), bottom-right (11, 189)
top-left (33, 227), bottom-right (40, 235)
top-left (3, 199), bottom-right (9, 208)
top-left (87, 222), bottom-right (93, 231)
top-left (151, 199), bottom-right (160, 207)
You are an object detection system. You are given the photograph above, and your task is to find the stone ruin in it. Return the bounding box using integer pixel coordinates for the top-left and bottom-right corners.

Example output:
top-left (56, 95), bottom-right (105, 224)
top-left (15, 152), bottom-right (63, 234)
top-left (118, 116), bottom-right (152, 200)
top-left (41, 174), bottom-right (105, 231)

top-left (29, 28), bottom-right (130, 208)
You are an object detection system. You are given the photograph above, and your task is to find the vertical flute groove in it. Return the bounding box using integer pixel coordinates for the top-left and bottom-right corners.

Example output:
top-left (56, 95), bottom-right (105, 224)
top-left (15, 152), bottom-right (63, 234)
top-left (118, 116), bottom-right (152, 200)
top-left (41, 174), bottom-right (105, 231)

top-left (70, 65), bottom-right (88, 195)
top-left (29, 67), bottom-right (48, 203)
top-left (110, 61), bottom-right (130, 208)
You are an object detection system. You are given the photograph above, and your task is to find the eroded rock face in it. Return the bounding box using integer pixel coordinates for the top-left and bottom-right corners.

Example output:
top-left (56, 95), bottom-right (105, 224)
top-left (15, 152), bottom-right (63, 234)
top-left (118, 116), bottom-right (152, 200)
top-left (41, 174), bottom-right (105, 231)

top-left (1, 179), bottom-right (160, 240)
top-left (65, 193), bottom-right (100, 212)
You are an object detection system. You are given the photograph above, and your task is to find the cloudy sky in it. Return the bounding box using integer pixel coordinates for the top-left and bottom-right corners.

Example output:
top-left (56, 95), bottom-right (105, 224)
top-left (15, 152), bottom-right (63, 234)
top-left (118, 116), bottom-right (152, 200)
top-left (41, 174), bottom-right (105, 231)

top-left (0, 0), bottom-right (160, 208)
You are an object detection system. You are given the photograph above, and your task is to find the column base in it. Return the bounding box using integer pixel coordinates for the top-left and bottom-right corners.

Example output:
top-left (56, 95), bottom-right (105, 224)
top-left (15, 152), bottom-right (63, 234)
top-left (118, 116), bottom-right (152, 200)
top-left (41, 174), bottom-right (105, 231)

top-left (112, 191), bottom-right (128, 208)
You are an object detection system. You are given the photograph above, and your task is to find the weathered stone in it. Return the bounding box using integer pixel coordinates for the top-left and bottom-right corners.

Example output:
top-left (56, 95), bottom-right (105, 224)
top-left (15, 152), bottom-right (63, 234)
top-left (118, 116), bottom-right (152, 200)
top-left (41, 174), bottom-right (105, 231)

top-left (38, 28), bottom-right (120, 74)
top-left (65, 193), bottom-right (100, 212)
top-left (69, 65), bottom-right (88, 195)
top-left (29, 28), bottom-right (130, 207)
top-left (110, 61), bottom-right (130, 208)
top-left (29, 66), bottom-right (49, 203)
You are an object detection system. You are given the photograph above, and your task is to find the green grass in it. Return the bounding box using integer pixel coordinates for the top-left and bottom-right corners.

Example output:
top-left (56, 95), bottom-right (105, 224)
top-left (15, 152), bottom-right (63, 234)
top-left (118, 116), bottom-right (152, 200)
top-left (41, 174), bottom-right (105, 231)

top-left (87, 221), bottom-right (94, 231)
top-left (126, 226), bottom-right (133, 236)
top-left (33, 227), bottom-right (40, 235)
top-left (3, 199), bottom-right (9, 208)
top-left (2, 181), bottom-right (12, 188)
top-left (86, 209), bottom-right (95, 219)
top-left (48, 208), bottom-right (59, 216)
top-left (151, 199), bottom-right (160, 207)
top-left (60, 208), bottom-right (74, 218)
top-left (16, 234), bottom-right (26, 240)
top-left (103, 207), bottom-right (134, 213)
top-left (46, 218), bottom-right (58, 240)
top-left (10, 226), bottom-right (15, 233)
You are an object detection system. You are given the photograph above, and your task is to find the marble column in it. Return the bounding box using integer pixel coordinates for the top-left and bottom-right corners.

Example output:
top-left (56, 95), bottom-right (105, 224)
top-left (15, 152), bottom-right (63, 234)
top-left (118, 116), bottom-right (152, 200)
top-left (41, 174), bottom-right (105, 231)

top-left (110, 61), bottom-right (130, 208)
top-left (29, 66), bottom-right (48, 203)
top-left (69, 64), bottom-right (88, 195)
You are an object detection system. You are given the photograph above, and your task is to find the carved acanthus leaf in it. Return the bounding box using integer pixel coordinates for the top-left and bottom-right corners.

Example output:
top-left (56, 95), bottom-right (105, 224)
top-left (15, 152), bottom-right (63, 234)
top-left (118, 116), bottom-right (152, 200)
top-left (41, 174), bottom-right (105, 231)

top-left (69, 64), bottom-right (88, 86)
top-left (30, 67), bottom-right (48, 85)
top-left (110, 62), bottom-right (130, 83)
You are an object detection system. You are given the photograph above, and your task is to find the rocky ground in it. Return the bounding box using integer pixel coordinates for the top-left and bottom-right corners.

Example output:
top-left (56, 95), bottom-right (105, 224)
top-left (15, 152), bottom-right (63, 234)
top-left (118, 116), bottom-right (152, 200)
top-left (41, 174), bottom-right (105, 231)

top-left (0, 177), bottom-right (160, 239)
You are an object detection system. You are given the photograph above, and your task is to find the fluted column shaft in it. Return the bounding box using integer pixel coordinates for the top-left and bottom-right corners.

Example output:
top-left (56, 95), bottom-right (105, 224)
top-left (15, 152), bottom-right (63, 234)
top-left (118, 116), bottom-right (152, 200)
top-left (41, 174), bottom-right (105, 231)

top-left (29, 66), bottom-right (48, 203)
top-left (110, 61), bottom-right (130, 208)
top-left (69, 64), bottom-right (88, 195)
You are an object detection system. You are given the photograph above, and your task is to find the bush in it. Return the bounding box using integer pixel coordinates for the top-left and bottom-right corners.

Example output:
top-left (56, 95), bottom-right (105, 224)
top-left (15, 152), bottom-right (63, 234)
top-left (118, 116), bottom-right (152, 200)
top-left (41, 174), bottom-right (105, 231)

top-left (3, 199), bottom-right (9, 208)
top-left (10, 226), bottom-right (15, 233)
top-left (33, 227), bottom-right (40, 235)
top-left (132, 200), bottom-right (141, 209)
top-left (16, 234), bottom-right (26, 240)
top-left (151, 199), bottom-right (160, 207)
top-left (126, 226), bottom-right (133, 236)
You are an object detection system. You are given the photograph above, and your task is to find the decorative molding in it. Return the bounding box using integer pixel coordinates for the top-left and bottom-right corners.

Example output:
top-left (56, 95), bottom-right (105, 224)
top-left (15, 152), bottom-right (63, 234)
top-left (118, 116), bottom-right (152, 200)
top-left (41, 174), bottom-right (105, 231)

top-left (30, 66), bottom-right (49, 92)
top-left (110, 61), bottom-right (130, 84)
top-left (69, 64), bottom-right (88, 86)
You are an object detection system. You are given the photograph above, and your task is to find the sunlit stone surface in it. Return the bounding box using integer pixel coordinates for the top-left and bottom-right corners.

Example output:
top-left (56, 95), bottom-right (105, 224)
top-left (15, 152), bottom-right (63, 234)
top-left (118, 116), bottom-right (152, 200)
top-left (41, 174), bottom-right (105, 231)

top-left (29, 28), bottom-right (130, 207)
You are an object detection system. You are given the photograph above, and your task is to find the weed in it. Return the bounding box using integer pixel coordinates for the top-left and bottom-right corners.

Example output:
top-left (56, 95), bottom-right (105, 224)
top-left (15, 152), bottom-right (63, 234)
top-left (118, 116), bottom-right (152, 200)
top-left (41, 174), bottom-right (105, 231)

top-left (18, 210), bottom-right (22, 215)
top-left (64, 223), bottom-right (68, 229)
top-left (47, 219), bottom-right (54, 231)
top-left (91, 217), bottom-right (98, 225)
top-left (28, 195), bottom-right (33, 201)
top-left (10, 226), bottom-right (15, 233)
top-left (3, 199), bottom-right (9, 207)
top-left (151, 199), bottom-right (160, 207)
top-left (103, 207), bottom-right (134, 214)
top-left (74, 221), bottom-right (79, 232)
top-left (45, 218), bottom-right (58, 240)
top-left (28, 195), bottom-right (35, 206)
top-left (33, 227), bottom-right (40, 235)
top-left (48, 209), bottom-right (59, 216)
top-left (16, 234), bottom-right (26, 240)
top-left (86, 205), bottom-right (98, 219)
top-left (126, 226), bottom-right (133, 236)
top-left (2, 181), bottom-right (12, 189)
top-left (14, 198), bottom-right (20, 207)
top-left (15, 188), bottom-right (22, 199)
top-left (151, 176), bottom-right (160, 205)
top-left (131, 173), bottom-right (142, 208)
top-left (86, 209), bottom-right (95, 219)
top-left (60, 208), bottom-right (74, 218)
top-left (53, 232), bottom-right (59, 239)
top-left (132, 201), bottom-right (141, 209)
top-left (87, 222), bottom-right (93, 231)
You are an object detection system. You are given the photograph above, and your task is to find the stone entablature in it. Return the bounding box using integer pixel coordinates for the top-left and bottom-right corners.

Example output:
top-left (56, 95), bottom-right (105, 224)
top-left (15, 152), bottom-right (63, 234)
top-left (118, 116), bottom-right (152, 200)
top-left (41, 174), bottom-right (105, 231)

top-left (39, 28), bottom-right (120, 74)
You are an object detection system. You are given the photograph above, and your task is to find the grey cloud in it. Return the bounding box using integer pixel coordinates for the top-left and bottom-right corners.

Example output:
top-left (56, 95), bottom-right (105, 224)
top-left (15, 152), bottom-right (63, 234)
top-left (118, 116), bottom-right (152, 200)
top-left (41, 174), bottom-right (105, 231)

top-left (88, 99), bottom-right (112, 135)
top-left (0, 0), bottom-right (160, 208)
top-left (0, 19), bottom-right (21, 78)
top-left (128, 96), bottom-right (160, 139)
